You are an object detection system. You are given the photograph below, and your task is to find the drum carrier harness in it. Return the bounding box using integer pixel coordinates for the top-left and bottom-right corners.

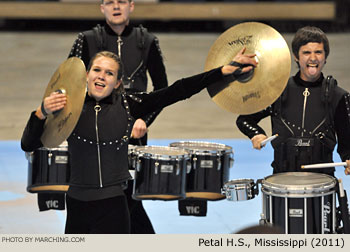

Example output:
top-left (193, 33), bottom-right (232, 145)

top-left (85, 24), bottom-right (153, 92)
top-left (272, 76), bottom-right (337, 174)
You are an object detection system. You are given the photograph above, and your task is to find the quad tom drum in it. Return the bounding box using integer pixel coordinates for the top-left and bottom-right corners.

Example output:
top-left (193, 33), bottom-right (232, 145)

top-left (169, 141), bottom-right (233, 200)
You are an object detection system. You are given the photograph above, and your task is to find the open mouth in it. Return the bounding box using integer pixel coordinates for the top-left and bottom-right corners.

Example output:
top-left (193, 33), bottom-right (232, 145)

top-left (113, 13), bottom-right (121, 17)
top-left (307, 63), bottom-right (318, 68)
top-left (95, 82), bottom-right (106, 89)
top-left (306, 63), bottom-right (318, 75)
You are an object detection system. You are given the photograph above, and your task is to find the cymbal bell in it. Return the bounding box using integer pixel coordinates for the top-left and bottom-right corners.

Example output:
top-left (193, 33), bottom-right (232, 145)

top-left (205, 22), bottom-right (291, 115)
top-left (41, 57), bottom-right (86, 148)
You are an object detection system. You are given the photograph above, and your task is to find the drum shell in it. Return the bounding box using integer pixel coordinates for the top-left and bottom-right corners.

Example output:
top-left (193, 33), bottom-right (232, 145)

top-left (128, 144), bottom-right (138, 179)
top-left (222, 179), bottom-right (255, 201)
top-left (132, 147), bottom-right (188, 201)
top-left (170, 141), bottom-right (233, 200)
top-left (261, 172), bottom-right (337, 234)
top-left (27, 145), bottom-right (70, 193)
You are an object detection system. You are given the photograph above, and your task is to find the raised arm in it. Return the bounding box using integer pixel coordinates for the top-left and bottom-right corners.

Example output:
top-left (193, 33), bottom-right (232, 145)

top-left (129, 48), bottom-right (258, 119)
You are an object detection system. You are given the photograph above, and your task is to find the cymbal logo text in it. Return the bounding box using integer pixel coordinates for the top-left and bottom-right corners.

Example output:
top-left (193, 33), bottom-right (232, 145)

top-left (50, 73), bottom-right (61, 90)
top-left (242, 92), bottom-right (260, 103)
top-left (228, 36), bottom-right (253, 47)
top-left (57, 112), bottom-right (72, 133)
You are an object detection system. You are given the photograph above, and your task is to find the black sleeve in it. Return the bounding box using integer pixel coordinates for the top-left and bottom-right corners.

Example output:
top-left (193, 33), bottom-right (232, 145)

top-left (21, 111), bottom-right (45, 152)
top-left (68, 33), bottom-right (90, 68)
top-left (335, 94), bottom-right (350, 161)
top-left (236, 107), bottom-right (272, 139)
top-left (146, 38), bottom-right (168, 91)
top-left (139, 38), bottom-right (169, 126)
top-left (129, 67), bottom-right (224, 119)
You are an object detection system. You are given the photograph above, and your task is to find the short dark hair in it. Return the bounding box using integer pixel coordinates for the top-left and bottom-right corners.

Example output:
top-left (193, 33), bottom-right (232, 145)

top-left (87, 51), bottom-right (123, 81)
top-left (292, 26), bottom-right (330, 59)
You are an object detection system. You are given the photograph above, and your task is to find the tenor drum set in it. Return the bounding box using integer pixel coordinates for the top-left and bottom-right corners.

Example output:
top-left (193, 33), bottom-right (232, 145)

top-left (130, 141), bottom-right (234, 201)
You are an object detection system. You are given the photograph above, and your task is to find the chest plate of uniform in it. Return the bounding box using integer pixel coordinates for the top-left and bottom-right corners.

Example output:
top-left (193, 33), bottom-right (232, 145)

top-left (281, 83), bottom-right (327, 137)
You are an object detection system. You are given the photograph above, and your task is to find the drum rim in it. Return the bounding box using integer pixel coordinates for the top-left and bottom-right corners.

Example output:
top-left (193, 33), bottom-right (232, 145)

top-left (27, 184), bottom-right (69, 193)
top-left (261, 172), bottom-right (336, 197)
top-left (36, 146), bottom-right (68, 151)
top-left (25, 145), bottom-right (69, 161)
top-left (169, 141), bottom-right (233, 154)
top-left (261, 187), bottom-right (336, 198)
top-left (224, 178), bottom-right (254, 187)
top-left (134, 146), bottom-right (190, 159)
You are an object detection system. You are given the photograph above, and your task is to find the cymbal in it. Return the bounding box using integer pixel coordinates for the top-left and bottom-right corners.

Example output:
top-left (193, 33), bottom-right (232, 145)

top-left (41, 57), bottom-right (86, 148)
top-left (205, 22), bottom-right (291, 115)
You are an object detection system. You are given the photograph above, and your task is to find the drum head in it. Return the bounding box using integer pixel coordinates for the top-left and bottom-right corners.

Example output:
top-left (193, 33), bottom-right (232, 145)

top-left (135, 146), bottom-right (189, 159)
top-left (262, 172), bottom-right (336, 197)
top-left (169, 141), bottom-right (232, 155)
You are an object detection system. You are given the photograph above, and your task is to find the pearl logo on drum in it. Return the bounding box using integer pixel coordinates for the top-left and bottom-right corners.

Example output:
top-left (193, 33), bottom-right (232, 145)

top-left (323, 203), bottom-right (331, 233)
top-left (295, 139), bottom-right (312, 147)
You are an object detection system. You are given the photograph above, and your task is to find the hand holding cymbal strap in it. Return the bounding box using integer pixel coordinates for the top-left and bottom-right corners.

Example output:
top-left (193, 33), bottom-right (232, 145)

top-left (205, 22), bottom-right (291, 115)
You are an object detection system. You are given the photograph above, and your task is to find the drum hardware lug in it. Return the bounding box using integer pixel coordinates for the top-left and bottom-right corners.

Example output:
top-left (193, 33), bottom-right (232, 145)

top-left (193, 156), bottom-right (197, 170)
top-left (48, 152), bottom-right (53, 166)
top-left (217, 155), bottom-right (221, 171)
top-left (155, 161), bottom-right (159, 175)
top-left (136, 159), bottom-right (141, 172)
top-left (176, 160), bottom-right (180, 175)
top-left (259, 213), bottom-right (268, 226)
top-left (131, 158), bottom-right (136, 169)
top-left (186, 159), bottom-right (192, 174)
top-left (254, 179), bottom-right (261, 196)
top-left (25, 152), bottom-right (33, 163)
top-left (221, 187), bottom-right (230, 198)
top-left (229, 155), bottom-right (234, 168)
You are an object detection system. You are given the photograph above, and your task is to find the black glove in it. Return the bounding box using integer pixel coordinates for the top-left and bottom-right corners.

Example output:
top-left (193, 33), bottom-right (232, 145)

top-left (229, 61), bottom-right (254, 82)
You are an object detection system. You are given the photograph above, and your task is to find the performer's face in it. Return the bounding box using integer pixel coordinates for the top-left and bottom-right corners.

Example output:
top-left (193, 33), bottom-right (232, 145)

top-left (87, 56), bottom-right (121, 101)
top-left (100, 0), bottom-right (134, 27)
top-left (295, 42), bottom-right (326, 82)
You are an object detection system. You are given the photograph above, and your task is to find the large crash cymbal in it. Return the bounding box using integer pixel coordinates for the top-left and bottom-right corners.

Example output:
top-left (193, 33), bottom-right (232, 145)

top-left (41, 57), bottom-right (86, 148)
top-left (205, 22), bottom-right (291, 115)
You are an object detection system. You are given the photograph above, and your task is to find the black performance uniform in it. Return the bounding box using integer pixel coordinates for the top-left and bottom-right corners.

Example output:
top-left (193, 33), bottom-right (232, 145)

top-left (237, 72), bottom-right (350, 174)
top-left (69, 24), bottom-right (168, 139)
top-left (21, 67), bottom-right (227, 234)
top-left (236, 72), bottom-right (350, 233)
top-left (68, 24), bottom-right (168, 233)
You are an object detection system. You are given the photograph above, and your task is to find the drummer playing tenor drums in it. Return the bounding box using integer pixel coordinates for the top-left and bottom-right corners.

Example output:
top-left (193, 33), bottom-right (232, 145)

top-left (236, 26), bottom-right (350, 176)
top-left (236, 26), bottom-right (350, 234)
top-left (21, 49), bottom-right (257, 234)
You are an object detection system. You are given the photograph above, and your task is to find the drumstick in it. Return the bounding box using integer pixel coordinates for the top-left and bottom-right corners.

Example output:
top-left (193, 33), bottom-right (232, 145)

top-left (339, 178), bottom-right (345, 197)
top-left (301, 162), bottom-right (347, 169)
top-left (260, 134), bottom-right (278, 146)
